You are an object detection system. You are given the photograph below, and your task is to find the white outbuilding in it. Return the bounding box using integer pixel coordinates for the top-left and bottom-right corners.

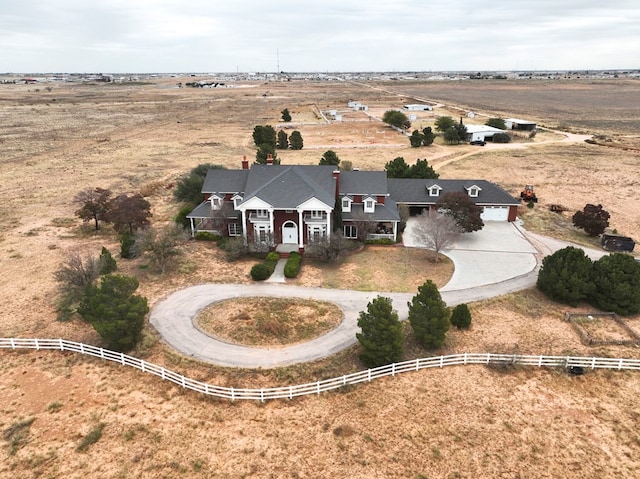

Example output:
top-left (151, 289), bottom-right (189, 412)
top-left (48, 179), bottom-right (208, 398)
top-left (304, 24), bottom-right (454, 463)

top-left (403, 104), bottom-right (433, 111)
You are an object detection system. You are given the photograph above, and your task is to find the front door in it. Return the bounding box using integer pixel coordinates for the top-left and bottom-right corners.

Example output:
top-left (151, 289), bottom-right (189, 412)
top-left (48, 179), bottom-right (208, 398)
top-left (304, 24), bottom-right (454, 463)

top-left (282, 221), bottom-right (298, 244)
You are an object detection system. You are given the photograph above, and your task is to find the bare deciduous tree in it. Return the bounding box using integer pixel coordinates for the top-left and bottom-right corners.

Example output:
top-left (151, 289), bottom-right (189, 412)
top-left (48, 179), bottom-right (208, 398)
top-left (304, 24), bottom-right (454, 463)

top-left (350, 210), bottom-right (376, 242)
top-left (54, 251), bottom-right (100, 293)
top-left (74, 187), bottom-right (112, 230)
top-left (136, 225), bottom-right (188, 274)
top-left (411, 209), bottom-right (461, 262)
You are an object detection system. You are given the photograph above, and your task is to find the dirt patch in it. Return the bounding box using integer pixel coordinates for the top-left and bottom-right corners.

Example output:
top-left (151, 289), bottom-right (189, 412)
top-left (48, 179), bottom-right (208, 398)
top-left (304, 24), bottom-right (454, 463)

top-left (195, 297), bottom-right (342, 347)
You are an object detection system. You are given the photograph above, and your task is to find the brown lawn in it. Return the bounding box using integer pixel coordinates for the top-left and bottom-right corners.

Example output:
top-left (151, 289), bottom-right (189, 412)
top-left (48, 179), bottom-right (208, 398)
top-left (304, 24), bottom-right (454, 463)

top-left (1, 77), bottom-right (640, 478)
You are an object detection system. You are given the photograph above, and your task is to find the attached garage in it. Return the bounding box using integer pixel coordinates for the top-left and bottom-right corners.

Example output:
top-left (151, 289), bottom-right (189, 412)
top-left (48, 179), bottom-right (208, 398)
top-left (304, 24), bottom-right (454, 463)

top-left (481, 206), bottom-right (510, 221)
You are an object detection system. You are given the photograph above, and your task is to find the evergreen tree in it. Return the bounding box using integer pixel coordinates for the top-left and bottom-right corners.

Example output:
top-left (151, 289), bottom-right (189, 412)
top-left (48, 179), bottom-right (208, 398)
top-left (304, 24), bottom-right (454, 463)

top-left (409, 130), bottom-right (424, 147)
top-left (408, 280), bottom-right (450, 349)
top-left (356, 296), bottom-right (403, 368)
top-left (536, 246), bottom-right (594, 306)
top-left (408, 158), bottom-right (438, 179)
top-left (120, 230), bottom-right (137, 259)
top-left (422, 127), bottom-right (435, 146)
top-left (320, 150), bottom-right (340, 166)
top-left (382, 110), bottom-right (410, 129)
top-left (333, 197), bottom-right (343, 232)
top-left (252, 125), bottom-right (276, 147)
top-left (256, 143), bottom-right (280, 164)
top-left (485, 118), bottom-right (507, 129)
top-left (434, 116), bottom-right (456, 132)
top-left (590, 253), bottom-right (640, 315)
top-left (450, 304), bottom-right (472, 329)
top-left (444, 126), bottom-right (460, 144)
top-left (78, 275), bottom-right (149, 352)
top-left (98, 247), bottom-right (117, 275)
top-left (289, 130), bottom-right (304, 150)
top-left (281, 108), bottom-right (292, 122)
top-left (277, 129), bottom-right (289, 149)
top-left (385, 157), bottom-right (410, 178)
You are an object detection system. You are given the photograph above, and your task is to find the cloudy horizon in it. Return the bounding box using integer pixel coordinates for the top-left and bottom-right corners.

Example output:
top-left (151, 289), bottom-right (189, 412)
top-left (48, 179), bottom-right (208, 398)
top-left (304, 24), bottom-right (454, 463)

top-left (1, 0), bottom-right (638, 74)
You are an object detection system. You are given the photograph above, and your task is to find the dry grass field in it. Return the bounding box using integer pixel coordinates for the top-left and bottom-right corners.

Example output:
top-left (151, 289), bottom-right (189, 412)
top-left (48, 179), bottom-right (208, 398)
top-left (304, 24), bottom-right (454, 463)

top-left (1, 77), bottom-right (640, 478)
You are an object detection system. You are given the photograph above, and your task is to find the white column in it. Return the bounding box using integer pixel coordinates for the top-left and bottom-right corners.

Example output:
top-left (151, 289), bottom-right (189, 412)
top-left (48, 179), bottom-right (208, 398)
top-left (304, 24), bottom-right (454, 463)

top-left (326, 209), bottom-right (331, 241)
top-left (189, 217), bottom-right (195, 237)
top-left (393, 221), bottom-right (398, 242)
top-left (241, 209), bottom-right (248, 245)
top-left (298, 209), bottom-right (304, 248)
top-left (269, 209), bottom-right (275, 245)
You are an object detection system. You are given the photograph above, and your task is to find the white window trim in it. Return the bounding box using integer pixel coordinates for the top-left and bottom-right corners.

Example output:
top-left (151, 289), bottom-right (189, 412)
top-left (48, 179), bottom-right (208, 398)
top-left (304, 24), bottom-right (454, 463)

top-left (228, 223), bottom-right (241, 236)
top-left (310, 210), bottom-right (323, 219)
top-left (233, 196), bottom-right (243, 209)
top-left (343, 224), bottom-right (357, 239)
top-left (467, 186), bottom-right (480, 198)
top-left (342, 197), bottom-right (352, 213)
top-left (211, 195), bottom-right (222, 209)
top-left (364, 197), bottom-right (376, 213)
top-left (428, 185), bottom-right (442, 197)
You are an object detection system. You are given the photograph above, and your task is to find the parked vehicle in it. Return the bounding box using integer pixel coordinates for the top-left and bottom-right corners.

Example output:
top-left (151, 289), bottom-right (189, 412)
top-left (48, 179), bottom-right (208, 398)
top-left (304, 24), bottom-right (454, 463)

top-left (520, 184), bottom-right (538, 203)
top-left (600, 233), bottom-right (635, 252)
top-left (470, 140), bottom-right (486, 146)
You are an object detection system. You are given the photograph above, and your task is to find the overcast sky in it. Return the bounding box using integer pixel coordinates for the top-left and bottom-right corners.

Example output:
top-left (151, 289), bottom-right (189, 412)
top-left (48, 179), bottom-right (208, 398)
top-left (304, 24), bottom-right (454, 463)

top-left (1, 0), bottom-right (638, 73)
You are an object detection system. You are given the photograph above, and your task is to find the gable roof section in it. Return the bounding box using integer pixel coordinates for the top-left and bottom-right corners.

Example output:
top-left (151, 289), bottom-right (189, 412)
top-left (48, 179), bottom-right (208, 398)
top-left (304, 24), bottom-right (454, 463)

top-left (202, 169), bottom-right (249, 194)
top-left (242, 165), bottom-right (336, 208)
top-left (388, 179), bottom-right (519, 206)
top-left (340, 170), bottom-right (388, 196)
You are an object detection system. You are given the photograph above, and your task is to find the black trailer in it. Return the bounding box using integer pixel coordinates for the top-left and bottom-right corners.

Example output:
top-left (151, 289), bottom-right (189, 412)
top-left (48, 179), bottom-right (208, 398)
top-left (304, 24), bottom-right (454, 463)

top-left (600, 234), bottom-right (635, 252)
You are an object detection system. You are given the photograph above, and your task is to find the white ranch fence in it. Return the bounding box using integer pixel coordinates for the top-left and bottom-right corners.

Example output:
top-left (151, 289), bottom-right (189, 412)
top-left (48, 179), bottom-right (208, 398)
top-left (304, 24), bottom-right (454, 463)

top-left (2, 338), bottom-right (640, 402)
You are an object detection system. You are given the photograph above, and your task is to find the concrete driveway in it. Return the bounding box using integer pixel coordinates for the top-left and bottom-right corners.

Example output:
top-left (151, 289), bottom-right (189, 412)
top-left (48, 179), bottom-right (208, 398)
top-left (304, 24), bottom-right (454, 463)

top-left (404, 219), bottom-right (538, 291)
top-left (149, 221), bottom-right (608, 368)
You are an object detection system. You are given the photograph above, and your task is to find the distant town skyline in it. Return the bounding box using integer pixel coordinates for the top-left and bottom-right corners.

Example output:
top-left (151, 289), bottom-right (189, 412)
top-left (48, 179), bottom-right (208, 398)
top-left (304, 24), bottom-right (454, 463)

top-left (1, 0), bottom-right (638, 73)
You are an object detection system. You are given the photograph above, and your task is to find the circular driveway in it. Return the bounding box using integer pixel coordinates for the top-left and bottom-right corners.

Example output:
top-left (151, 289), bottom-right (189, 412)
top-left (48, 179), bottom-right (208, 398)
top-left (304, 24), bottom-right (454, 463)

top-left (149, 224), bottom-right (606, 368)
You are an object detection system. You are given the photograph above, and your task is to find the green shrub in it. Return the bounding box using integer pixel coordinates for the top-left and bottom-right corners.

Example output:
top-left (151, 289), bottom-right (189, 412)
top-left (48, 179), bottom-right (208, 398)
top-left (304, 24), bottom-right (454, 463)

top-left (98, 247), bottom-right (117, 275)
top-left (265, 251), bottom-right (280, 262)
top-left (120, 230), bottom-right (137, 259)
top-left (264, 260), bottom-right (277, 275)
top-left (175, 205), bottom-right (193, 229)
top-left (450, 304), bottom-right (472, 329)
top-left (194, 231), bottom-right (220, 241)
top-left (250, 263), bottom-right (272, 281)
top-left (365, 238), bottom-right (396, 245)
top-left (493, 132), bottom-right (511, 143)
top-left (284, 252), bottom-right (302, 278)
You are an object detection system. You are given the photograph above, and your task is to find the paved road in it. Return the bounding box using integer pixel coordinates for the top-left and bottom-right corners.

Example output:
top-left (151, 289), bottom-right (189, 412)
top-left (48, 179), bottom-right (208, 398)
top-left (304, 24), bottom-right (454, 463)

top-left (149, 225), bottom-right (606, 368)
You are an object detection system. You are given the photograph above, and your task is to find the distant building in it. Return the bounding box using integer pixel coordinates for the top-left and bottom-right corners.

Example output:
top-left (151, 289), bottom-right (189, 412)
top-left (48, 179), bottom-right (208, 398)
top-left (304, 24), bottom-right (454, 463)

top-left (403, 104), bottom-right (433, 111)
top-left (464, 124), bottom-right (505, 142)
top-left (504, 118), bottom-right (537, 131)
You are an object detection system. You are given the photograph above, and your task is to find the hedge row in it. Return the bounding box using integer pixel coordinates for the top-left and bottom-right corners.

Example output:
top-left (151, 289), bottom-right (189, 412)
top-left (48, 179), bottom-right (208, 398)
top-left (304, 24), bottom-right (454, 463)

top-left (250, 252), bottom-right (280, 281)
top-left (284, 252), bottom-right (302, 278)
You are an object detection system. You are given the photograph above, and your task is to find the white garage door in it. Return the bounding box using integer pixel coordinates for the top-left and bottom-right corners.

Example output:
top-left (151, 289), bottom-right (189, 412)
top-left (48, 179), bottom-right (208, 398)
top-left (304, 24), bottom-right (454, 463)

top-left (481, 206), bottom-right (509, 221)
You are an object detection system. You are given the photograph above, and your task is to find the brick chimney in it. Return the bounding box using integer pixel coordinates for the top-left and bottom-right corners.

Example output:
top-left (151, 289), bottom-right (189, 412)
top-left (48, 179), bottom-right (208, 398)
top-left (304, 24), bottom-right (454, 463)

top-left (332, 169), bottom-right (340, 199)
top-left (241, 156), bottom-right (249, 170)
top-left (266, 154), bottom-right (274, 165)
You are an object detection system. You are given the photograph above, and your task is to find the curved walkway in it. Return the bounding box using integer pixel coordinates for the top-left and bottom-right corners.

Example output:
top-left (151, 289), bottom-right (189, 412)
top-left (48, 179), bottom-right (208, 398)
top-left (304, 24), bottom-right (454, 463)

top-left (149, 226), bottom-right (606, 368)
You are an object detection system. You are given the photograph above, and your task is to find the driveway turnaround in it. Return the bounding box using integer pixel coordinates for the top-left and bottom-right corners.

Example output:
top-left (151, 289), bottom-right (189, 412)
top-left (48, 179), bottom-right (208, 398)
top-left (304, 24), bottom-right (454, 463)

top-left (149, 224), bottom-right (606, 368)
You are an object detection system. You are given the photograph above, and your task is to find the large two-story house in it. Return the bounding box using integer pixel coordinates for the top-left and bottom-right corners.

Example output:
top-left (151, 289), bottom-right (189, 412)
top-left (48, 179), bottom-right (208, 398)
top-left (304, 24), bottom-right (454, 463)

top-left (186, 156), bottom-right (519, 251)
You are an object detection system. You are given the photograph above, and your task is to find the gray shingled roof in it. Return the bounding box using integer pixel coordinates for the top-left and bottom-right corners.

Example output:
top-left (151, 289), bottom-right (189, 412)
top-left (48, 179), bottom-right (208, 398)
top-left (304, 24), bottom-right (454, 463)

top-left (340, 170), bottom-right (388, 195)
top-left (387, 179), bottom-right (519, 206)
top-left (343, 198), bottom-right (401, 222)
top-left (202, 169), bottom-right (249, 194)
top-left (242, 165), bottom-right (336, 208)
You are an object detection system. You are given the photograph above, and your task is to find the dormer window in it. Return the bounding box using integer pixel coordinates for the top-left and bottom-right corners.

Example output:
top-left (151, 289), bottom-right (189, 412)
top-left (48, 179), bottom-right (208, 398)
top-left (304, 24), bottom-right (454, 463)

top-left (210, 195), bottom-right (222, 209)
top-left (428, 185), bottom-right (442, 197)
top-left (364, 197), bottom-right (376, 213)
top-left (233, 195), bottom-right (243, 209)
top-left (342, 196), bottom-right (352, 213)
top-left (466, 185), bottom-right (481, 198)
